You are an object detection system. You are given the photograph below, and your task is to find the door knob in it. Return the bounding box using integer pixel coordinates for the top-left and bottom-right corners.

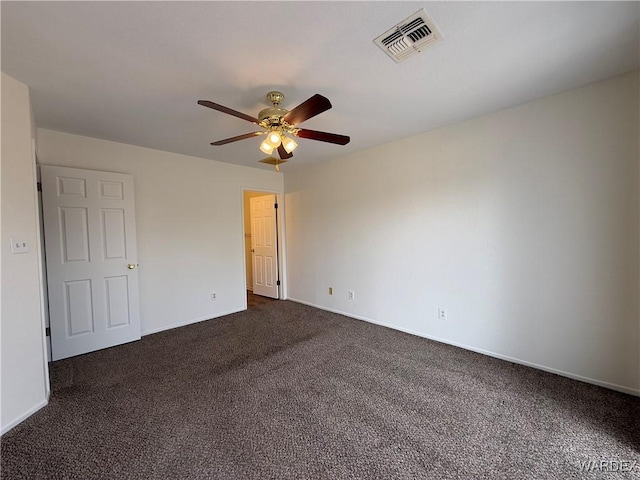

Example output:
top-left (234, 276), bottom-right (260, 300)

top-left (127, 263), bottom-right (136, 270)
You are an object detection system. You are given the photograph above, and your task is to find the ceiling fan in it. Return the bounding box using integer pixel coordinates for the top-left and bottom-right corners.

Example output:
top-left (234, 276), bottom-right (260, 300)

top-left (198, 91), bottom-right (350, 170)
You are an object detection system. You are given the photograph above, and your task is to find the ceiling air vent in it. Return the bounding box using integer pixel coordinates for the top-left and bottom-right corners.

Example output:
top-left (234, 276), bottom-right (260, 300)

top-left (374, 9), bottom-right (443, 63)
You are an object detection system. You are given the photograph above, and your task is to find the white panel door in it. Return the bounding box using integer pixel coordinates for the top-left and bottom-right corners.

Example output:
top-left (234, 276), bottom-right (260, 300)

top-left (250, 195), bottom-right (278, 299)
top-left (41, 166), bottom-right (141, 360)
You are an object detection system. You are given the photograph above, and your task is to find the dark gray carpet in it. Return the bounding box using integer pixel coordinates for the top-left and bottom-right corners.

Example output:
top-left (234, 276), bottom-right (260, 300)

top-left (1, 301), bottom-right (639, 479)
top-left (247, 290), bottom-right (277, 308)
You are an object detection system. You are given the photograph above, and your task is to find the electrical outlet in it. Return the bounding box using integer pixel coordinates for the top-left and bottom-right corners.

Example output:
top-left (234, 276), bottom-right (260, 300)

top-left (328, 287), bottom-right (333, 295)
top-left (348, 290), bottom-right (355, 301)
top-left (438, 308), bottom-right (447, 320)
top-left (211, 292), bottom-right (217, 301)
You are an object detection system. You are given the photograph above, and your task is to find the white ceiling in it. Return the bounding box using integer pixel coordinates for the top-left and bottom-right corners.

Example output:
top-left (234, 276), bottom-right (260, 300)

top-left (2, 1), bottom-right (639, 171)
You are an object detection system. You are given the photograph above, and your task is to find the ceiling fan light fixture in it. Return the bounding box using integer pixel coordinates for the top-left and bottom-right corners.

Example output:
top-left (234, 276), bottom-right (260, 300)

top-left (260, 130), bottom-right (282, 154)
top-left (260, 139), bottom-right (275, 155)
top-left (268, 132), bottom-right (282, 145)
top-left (282, 135), bottom-right (298, 153)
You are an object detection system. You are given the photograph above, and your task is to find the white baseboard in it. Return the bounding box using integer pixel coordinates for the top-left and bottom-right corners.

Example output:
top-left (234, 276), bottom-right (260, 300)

top-left (141, 308), bottom-right (245, 336)
top-left (1, 398), bottom-right (48, 436)
top-left (288, 297), bottom-right (640, 397)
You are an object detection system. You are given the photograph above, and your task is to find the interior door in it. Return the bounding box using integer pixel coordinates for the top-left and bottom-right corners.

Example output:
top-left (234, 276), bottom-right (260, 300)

top-left (41, 165), bottom-right (141, 360)
top-left (250, 194), bottom-right (278, 299)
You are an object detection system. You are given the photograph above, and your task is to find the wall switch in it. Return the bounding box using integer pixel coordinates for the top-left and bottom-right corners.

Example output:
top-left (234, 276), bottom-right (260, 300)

top-left (438, 308), bottom-right (447, 320)
top-left (10, 238), bottom-right (30, 254)
top-left (328, 287), bottom-right (333, 295)
top-left (348, 290), bottom-right (355, 301)
top-left (211, 292), bottom-right (217, 301)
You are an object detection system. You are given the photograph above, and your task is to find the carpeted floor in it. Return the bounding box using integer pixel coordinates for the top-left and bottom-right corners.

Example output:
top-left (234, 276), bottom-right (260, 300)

top-left (1, 300), bottom-right (639, 479)
top-left (247, 290), bottom-right (277, 308)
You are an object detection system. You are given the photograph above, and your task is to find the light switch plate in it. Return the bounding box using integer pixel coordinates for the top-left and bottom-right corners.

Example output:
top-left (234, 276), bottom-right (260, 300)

top-left (10, 238), bottom-right (30, 254)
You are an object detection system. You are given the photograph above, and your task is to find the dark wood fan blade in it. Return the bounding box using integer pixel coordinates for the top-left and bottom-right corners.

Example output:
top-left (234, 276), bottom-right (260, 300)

top-left (210, 131), bottom-right (265, 146)
top-left (198, 100), bottom-right (261, 124)
top-left (296, 129), bottom-right (350, 145)
top-left (283, 94), bottom-right (332, 126)
top-left (277, 144), bottom-right (294, 159)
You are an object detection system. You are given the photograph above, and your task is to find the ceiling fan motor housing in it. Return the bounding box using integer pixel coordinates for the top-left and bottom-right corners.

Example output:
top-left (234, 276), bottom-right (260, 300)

top-left (258, 107), bottom-right (288, 126)
top-left (259, 91), bottom-right (288, 127)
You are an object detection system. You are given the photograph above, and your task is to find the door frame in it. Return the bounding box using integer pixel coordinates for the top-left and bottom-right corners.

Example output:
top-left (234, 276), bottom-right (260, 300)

top-left (241, 188), bottom-right (287, 305)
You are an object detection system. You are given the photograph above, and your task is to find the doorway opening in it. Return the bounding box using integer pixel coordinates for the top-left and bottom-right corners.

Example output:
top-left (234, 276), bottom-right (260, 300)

top-left (247, 290), bottom-right (277, 308)
top-left (242, 190), bottom-right (283, 308)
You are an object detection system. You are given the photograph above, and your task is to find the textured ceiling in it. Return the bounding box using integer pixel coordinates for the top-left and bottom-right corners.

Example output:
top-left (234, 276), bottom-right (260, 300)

top-left (2, 1), bottom-right (639, 171)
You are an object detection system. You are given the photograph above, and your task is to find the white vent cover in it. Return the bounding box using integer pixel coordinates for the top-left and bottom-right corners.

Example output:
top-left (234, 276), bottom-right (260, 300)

top-left (374, 9), bottom-right (443, 63)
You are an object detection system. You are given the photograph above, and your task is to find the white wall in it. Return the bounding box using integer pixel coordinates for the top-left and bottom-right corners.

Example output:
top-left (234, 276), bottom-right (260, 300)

top-left (1, 73), bottom-right (49, 434)
top-left (37, 130), bottom-right (284, 335)
top-left (285, 72), bottom-right (640, 395)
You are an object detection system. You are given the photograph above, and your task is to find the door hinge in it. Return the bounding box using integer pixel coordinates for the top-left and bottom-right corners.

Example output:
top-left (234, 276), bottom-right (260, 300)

top-left (45, 327), bottom-right (51, 337)
top-left (276, 280), bottom-right (281, 286)
top-left (37, 182), bottom-right (42, 192)
top-left (274, 203), bottom-right (278, 209)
